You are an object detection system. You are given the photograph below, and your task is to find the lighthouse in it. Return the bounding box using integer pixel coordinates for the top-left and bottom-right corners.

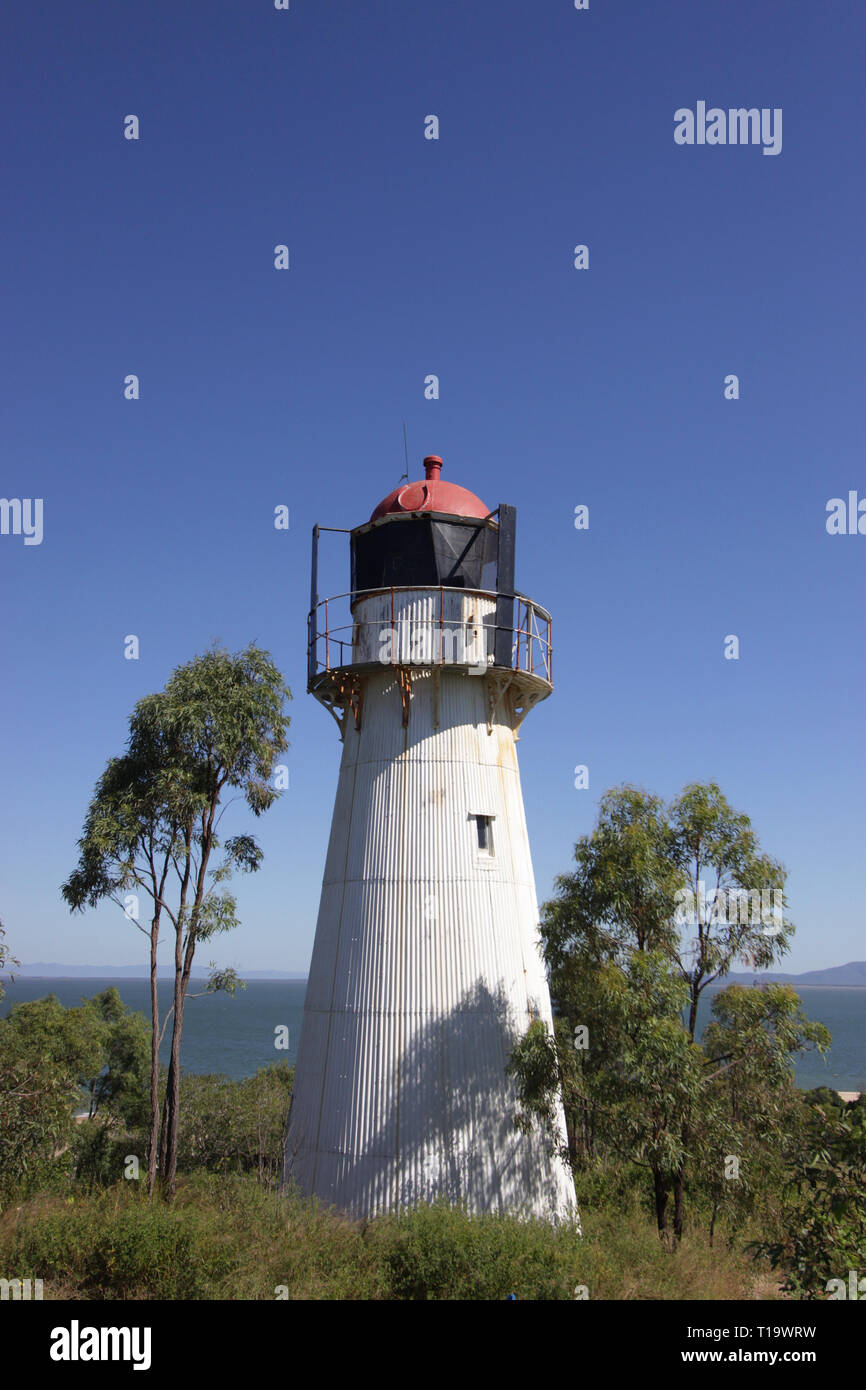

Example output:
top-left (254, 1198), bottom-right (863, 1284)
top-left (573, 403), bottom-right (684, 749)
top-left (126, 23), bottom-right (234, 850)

top-left (285, 456), bottom-right (577, 1223)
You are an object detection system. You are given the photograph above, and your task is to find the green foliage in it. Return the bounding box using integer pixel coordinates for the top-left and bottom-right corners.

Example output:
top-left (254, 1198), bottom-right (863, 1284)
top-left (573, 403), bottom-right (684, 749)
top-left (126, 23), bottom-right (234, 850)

top-left (693, 985), bottom-right (830, 1242)
top-left (669, 782), bottom-right (793, 1033)
top-left (1, 994), bottom-right (105, 1084)
top-left (543, 786), bottom-right (683, 966)
top-left (603, 952), bottom-right (703, 1178)
top-left (0, 1040), bottom-right (79, 1203)
top-left (61, 643), bottom-right (291, 927)
top-left (802, 1086), bottom-right (847, 1115)
top-left (174, 1064), bottom-right (293, 1184)
top-left (61, 642), bottom-right (292, 1192)
top-left (0, 990), bottom-right (151, 1204)
top-left (505, 1019), bottom-right (560, 1133)
top-left (201, 963), bottom-right (246, 997)
top-left (365, 1201), bottom-right (585, 1300)
top-left (509, 946), bottom-right (704, 1236)
top-left (81, 988), bottom-right (151, 1128)
top-left (509, 781), bottom-right (829, 1251)
top-left (3, 1184), bottom-right (239, 1299)
top-left (543, 782), bottom-right (793, 1036)
top-left (753, 1096), bottom-right (866, 1298)
top-left (0, 1171), bottom-right (772, 1301)
top-left (703, 984), bottom-right (830, 1094)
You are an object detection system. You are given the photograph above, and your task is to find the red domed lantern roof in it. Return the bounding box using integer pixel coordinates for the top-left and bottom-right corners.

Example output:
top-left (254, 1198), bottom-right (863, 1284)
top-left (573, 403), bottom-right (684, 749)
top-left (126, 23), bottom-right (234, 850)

top-left (370, 456), bottom-right (491, 523)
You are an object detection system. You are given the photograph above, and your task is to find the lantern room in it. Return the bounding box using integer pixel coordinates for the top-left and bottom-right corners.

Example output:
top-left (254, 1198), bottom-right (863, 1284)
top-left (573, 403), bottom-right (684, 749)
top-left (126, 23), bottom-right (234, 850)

top-left (351, 457), bottom-right (499, 594)
top-left (307, 455), bottom-right (553, 731)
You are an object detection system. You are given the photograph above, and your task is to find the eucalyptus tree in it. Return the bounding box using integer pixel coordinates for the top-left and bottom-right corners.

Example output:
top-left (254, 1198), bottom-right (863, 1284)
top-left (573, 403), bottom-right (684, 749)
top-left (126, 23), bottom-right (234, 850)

top-left (665, 783), bottom-right (793, 1235)
top-left (510, 781), bottom-right (804, 1241)
top-left (62, 644), bottom-right (291, 1195)
top-left (697, 983), bottom-right (829, 1247)
top-left (669, 783), bottom-right (792, 1042)
top-left (509, 949), bottom-right (703, 1240)
top-left (541, 783), bottom-right (792, 1020)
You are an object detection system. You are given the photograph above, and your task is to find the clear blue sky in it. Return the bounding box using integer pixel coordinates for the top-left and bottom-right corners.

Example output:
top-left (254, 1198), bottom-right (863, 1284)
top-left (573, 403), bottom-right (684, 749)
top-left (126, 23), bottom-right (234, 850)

top-left (1, 1), bottom-right (863, 975)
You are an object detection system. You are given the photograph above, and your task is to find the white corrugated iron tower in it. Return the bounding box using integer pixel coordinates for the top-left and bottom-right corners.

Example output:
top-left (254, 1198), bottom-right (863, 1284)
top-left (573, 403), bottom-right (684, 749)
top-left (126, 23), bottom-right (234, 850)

top-left (285, 456), bottom-right (577, 1222)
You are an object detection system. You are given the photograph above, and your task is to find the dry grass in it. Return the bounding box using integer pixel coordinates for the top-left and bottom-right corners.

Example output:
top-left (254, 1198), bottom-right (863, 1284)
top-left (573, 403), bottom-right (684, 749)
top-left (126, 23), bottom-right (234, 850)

top-left (0, 1173), bottom-right (783, 1301)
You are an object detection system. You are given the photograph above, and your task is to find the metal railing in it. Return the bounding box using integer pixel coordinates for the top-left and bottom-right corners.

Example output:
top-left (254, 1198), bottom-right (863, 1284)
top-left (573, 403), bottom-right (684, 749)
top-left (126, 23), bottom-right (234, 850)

top-left (308, 586), bottom-right (553, 685)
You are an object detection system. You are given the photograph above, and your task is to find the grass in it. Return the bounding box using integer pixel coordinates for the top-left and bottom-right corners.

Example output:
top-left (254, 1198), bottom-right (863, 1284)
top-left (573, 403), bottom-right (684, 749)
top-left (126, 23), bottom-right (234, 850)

top-left (0, 1171), bottom-right (778, 1301)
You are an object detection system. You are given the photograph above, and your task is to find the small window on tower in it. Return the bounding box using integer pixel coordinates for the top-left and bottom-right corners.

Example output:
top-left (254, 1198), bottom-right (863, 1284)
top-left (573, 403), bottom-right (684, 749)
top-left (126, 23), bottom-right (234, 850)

top-left (473, 814), bottom-right (494, 855)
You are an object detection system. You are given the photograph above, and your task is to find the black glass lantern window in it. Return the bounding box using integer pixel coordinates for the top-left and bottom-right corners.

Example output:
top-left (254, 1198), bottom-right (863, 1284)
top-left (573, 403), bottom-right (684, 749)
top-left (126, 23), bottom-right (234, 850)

top-left (352, 516), bottom-right (498, 595)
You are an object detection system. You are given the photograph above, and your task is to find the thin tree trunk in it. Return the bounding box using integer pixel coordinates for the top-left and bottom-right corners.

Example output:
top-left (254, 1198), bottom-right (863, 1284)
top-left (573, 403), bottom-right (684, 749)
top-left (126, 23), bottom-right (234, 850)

top-left (158, 1073), bottom-right (171, 1177)
top-left (687, 978), bottom-right (701, 1043)
top-left (165, 1002), bottom-right (184, 1193)
top-left (164, 796), bottom-right (221, 1195)
top-left (164, 922), bottom-right (201, 1193)
top-left (674, 1123), bottom-right (692, 1243)
top-left (147, 919), bottom-right (160, 1198)
top-left (672, 1107), bottom-right (693, 1243)
top-left (673, 1162), bottom-right (686, 1242)
top-left (163, 912), bottom-right (186, 1196)
top-left (653, 1168), bottom-right (669, 1241)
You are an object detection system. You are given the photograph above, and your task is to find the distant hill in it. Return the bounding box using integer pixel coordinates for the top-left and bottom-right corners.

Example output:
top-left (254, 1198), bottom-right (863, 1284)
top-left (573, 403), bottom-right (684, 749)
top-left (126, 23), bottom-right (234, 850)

top-left (721, 961), bottom-right (866, 988)
top-left (2, 963), bottom-right (306, 981)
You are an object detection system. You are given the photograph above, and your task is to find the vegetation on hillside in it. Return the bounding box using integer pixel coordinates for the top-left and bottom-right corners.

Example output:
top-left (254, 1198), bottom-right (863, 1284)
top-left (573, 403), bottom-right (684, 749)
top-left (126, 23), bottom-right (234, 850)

top-left (0, 1172), bottom-right (768, 1302)
top-left (507, 783), bottom-right (864, 1296)
top-left (2, 773), bottom-right (863, 1299)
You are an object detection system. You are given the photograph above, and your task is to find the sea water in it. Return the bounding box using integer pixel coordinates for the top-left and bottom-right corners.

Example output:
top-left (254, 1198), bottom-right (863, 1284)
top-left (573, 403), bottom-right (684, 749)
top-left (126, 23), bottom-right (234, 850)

top-left (1, 978), bottom-right (864, 1092)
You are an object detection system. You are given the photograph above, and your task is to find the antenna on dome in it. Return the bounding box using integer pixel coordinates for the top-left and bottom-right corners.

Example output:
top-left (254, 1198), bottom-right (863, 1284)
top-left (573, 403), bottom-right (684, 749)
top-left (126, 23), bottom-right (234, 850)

top-left (400, 419), bottom-right (410, 482)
